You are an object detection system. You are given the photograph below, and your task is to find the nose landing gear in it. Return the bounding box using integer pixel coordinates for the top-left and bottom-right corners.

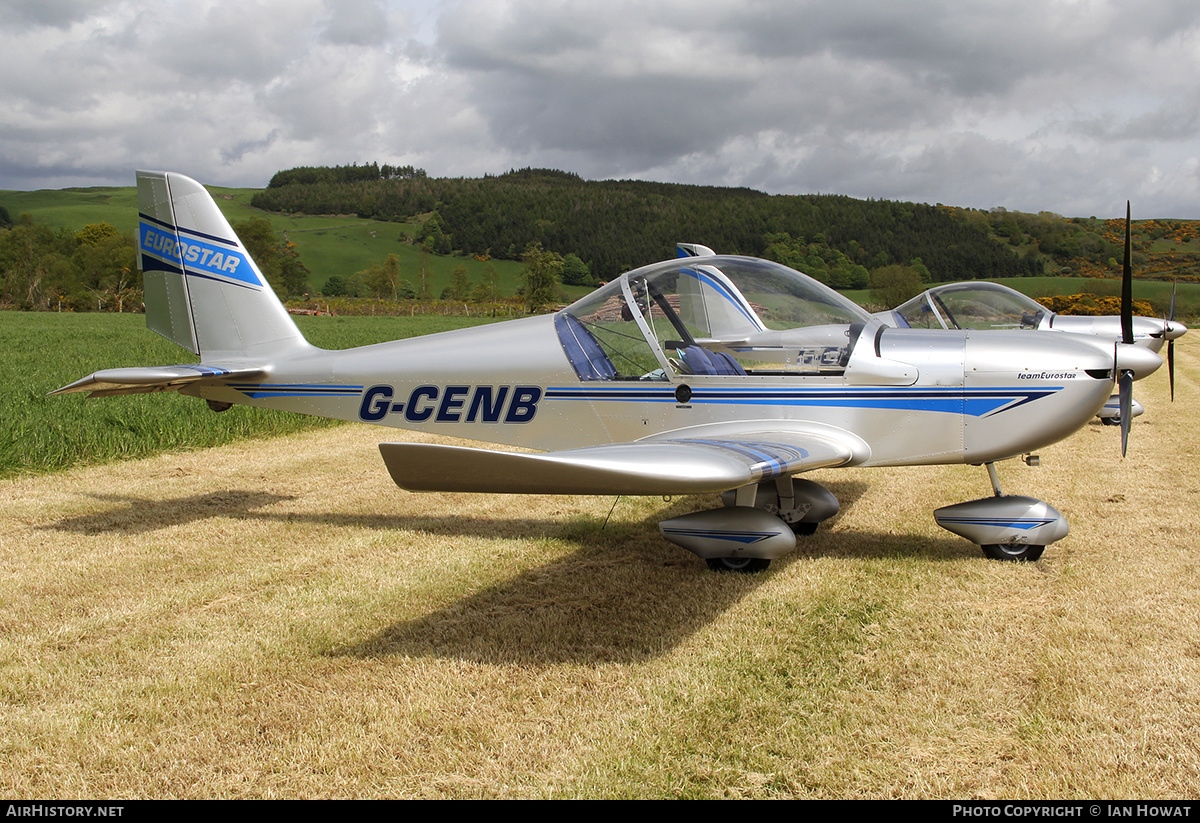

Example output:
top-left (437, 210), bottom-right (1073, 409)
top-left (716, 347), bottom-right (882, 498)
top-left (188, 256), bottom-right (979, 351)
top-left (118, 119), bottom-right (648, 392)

top-left (934, 462), bottom-right (1068, 561)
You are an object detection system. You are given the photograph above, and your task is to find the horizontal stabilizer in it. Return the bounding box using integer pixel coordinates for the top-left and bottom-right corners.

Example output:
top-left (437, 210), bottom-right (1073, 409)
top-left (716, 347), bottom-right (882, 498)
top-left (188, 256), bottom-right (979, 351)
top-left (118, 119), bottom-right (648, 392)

top-left (50, 364), bottom-right (264, 398)
top-left (379, 434), bottom-right (854, 496)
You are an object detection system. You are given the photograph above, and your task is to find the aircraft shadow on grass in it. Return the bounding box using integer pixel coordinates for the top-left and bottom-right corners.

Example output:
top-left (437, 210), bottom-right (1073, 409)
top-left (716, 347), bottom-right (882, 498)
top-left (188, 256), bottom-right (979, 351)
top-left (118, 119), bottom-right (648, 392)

top-left (49, 478), bottom-right (873, 543)
top-left (333, 535), bottom-right (975, 668)
top-left (42, 478), bottom-right (982, 664)
top-left (46, 490), bottom-right (298, 534)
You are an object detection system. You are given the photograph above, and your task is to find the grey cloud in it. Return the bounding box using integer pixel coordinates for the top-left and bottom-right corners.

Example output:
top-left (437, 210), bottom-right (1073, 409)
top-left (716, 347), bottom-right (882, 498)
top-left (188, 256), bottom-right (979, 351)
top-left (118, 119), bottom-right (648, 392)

top-left (319, 0), bottom-right (390, 46)
top-left (3, 0), bottom-right (107, 30)
top-left (2, 0), bottom-right (1199, 217)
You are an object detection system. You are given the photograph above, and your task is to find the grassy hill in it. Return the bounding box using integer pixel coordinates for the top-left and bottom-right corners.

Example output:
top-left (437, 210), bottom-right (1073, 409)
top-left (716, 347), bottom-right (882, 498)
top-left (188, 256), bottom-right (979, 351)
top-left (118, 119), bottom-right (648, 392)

top-left (1, 186), bottom-right (142, 233)
top-left (0, 185), bottom-right (527, 301)
top-left (5, 180), bottom-right (1200, 320)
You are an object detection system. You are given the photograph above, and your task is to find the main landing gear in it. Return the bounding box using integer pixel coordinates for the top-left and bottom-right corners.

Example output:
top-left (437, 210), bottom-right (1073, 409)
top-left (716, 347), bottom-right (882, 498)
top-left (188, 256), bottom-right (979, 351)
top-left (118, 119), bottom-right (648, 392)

top-left (659, 477), bottom-right (840, 573)
top-left (705, 557), bottom-right (772, 573)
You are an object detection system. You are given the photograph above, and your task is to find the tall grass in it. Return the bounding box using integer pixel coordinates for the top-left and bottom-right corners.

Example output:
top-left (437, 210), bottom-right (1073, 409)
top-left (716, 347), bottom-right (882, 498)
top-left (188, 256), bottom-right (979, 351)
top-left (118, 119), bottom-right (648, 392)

top-left (0, 311), bottom-right (495, 477)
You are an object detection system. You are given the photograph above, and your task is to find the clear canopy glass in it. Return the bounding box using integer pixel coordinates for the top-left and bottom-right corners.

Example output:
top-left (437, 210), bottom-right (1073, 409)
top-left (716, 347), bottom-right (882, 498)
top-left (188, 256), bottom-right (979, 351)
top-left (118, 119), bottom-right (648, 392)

top-left (893, 282), bottom-right (1047, 331)
top-left (557, 256), bottom-right (871, 381)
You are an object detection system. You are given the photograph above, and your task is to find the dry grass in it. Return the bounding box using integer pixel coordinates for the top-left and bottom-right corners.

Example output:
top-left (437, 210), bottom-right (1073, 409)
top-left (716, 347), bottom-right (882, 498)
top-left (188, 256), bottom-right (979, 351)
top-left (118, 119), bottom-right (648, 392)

top-left (1, 341), bottom-right (1198, 798)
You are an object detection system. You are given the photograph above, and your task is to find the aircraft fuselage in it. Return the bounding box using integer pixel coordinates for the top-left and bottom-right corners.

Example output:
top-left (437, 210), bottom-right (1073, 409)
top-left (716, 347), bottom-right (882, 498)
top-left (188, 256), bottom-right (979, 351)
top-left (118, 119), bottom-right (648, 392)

top-left (184, 315), bottom-right (1115, 469)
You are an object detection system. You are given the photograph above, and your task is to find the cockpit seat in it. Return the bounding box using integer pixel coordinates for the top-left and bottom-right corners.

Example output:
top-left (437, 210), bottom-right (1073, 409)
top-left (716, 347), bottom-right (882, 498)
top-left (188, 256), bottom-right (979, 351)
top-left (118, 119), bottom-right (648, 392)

top-left (555, 313), bottom-right (617, 380)
top-left (680, 345), bottom-right (746, 376)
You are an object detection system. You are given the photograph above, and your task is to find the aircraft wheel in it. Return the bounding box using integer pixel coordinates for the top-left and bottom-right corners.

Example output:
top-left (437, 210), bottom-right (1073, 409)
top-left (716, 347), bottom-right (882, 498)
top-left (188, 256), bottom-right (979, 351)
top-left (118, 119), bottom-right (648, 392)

top-left (1101, 417), bottom-right (1120, 427)
top-left (706, 557), bottom-right (771, 573)
top-left (981, 543), bottom-right (1045, 562)
top-left (791, 521), bottom-right (819, 536)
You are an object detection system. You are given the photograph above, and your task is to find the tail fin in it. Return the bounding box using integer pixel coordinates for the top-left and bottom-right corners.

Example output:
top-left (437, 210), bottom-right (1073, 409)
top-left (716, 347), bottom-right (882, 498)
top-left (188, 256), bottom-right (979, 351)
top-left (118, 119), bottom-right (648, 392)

top-left (137, 170), bottom-right (309, 360)
top-left (676, 242), bottom-right (716, 258)
top-left (677, 263), bottom-right (767, 340)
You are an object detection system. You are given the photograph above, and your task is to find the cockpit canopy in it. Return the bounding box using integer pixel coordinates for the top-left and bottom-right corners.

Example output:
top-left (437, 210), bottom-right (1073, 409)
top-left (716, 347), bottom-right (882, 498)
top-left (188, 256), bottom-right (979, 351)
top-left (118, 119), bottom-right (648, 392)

top-left (556, 256), bottom-right (872, 381)
top-left (891, 282), bottom-right (1049, 331)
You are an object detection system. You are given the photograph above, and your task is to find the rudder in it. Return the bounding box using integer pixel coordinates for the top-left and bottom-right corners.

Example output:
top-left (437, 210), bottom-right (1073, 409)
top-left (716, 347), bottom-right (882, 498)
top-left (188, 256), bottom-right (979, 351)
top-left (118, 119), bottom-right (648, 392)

top-left (137, 170), bottom-right (309, 360)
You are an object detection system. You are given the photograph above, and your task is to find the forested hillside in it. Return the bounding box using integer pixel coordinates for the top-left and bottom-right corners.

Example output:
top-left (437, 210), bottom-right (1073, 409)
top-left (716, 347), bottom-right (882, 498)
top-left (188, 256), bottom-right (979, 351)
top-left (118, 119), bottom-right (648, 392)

top-left (251, 167), bottom-right (1041, 285)
top-left (7, 165), bottom-right (1200, 315)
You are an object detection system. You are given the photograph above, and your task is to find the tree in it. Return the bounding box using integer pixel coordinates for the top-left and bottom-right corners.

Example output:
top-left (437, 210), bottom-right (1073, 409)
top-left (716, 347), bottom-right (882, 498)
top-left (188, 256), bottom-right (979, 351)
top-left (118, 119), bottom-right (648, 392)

top-left (909, 257), bottom-right (932, 284)
top-left (1, 214), bottom-right (75, 309)
top-left (72, 226), bottom-right (138, 311)
top-left (277, 239), bottom-right (311, 296)
top-left (521, 241), bottom-right (562, 313)
top-left (443, 264), bottom-right (471, 301)
top-left (868, 264), bottom-right (924, 308)
top-left (323, 275), bottom-right (348, 296)
top-left (357, 253), bottom-right (404, 299)
top-left (561, 253), bottom-right (592, 286)
top-left (473, 263), bottom-right (501, 312)
top-left (417, 249), bottom-right (433, 299)
top-left (416, 210), bottom-right (452, 255)
top-left (76, 222), bottom-right (119, 247)
top-left (231, 217), bottom-right (310, 298)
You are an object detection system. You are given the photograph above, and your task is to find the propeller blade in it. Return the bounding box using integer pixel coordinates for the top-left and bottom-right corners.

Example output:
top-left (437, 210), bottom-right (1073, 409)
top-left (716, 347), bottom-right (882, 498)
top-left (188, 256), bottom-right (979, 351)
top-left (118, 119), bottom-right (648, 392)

top-left (1167, 281), bottom-right (1177, 401)
top-left (1169, 338), bottom-right (1176, 402)
top-left (1119, 370), bottom-right (1133, 457)
top-left (1121, 202), bottom-right (1133, 346)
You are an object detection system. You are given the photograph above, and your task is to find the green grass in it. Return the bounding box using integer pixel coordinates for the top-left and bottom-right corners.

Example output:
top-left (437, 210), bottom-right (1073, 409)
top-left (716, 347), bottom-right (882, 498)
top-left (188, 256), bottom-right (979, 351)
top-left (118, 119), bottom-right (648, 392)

top-left (0, 311), bottom-right (497, 478)
top-left (996, 276), bottom-right (1200, 321)
top-left (0, 186), bottom-right (142, 234)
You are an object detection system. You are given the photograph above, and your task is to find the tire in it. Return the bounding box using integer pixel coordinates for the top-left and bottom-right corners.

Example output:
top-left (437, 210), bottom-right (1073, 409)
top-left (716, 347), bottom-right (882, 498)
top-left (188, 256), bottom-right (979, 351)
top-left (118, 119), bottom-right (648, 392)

top-left (981, 543), bottom-right (1045, 562)
top-left (791, 521), bottom-right (818, 536)
top-left (706, 557), bottom-right (771, 573)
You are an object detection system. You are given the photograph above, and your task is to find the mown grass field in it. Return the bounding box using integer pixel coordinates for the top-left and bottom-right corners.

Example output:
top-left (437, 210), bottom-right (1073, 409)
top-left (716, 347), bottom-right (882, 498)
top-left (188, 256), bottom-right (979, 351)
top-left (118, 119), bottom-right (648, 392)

top-left (0, 322), bottom-right (1196, 797)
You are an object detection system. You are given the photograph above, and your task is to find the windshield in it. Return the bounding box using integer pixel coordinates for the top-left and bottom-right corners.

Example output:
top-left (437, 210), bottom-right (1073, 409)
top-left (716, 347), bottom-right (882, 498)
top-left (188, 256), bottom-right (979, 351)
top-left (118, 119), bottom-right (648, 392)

top-left (558, 256), bottom-right (870, 380)
top-left (895, 282), bottom-right (1047, 331)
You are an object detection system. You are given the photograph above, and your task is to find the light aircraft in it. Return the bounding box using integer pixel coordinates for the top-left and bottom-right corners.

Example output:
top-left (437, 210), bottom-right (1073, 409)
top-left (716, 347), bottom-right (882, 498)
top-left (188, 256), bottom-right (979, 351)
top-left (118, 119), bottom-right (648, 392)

top-left (877, 278), bottom-right (1186, 421)
top-left (54, 172), bottom-right (1161, 570)
top-left (681, 217), bottom-right (1186, 432)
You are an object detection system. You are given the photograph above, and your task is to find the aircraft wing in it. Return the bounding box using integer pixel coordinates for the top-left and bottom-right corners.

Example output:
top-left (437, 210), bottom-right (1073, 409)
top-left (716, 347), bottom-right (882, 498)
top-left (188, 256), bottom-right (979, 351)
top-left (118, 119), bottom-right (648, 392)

top-left (50, 364), bottom-right (265, 398)
top-left (379, 428), bottom-right (858, 496)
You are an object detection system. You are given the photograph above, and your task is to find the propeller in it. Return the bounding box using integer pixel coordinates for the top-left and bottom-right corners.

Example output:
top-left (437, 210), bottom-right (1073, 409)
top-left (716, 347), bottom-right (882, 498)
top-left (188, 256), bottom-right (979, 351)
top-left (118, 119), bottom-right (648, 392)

top-left (1119, 202), bottom-right (1133, 456)
top-left (1119, 355), bottom-right (1133, 457)
top-left (1150, 281), bottom-right (1179, 400)
top-left (1121, 202), bottom-right (1133, 346)
top-left (1168, 281), bottom-right (1177, 401)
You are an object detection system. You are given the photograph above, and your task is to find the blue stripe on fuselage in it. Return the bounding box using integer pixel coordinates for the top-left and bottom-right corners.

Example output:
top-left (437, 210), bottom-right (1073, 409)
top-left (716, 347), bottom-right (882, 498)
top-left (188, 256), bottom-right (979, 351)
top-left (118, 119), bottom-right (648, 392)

top-left (544, 386), bottom-right (1056, 417)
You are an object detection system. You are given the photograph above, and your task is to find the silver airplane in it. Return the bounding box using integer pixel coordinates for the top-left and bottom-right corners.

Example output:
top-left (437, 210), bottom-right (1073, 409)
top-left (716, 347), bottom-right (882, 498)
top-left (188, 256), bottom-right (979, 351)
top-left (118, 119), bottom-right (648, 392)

top-left (881, 279), bottom-right (1185, 350)
top-left (54, 172), bottom-right (1162, 570)
top-left (682, 223), bottom-right (1186, 432)
top-left (878, 279), bottom-right (1187, 421)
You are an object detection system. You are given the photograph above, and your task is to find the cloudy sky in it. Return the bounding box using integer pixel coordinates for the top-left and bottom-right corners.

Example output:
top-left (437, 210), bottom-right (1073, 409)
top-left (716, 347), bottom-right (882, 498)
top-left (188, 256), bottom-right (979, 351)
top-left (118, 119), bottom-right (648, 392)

top-left (3, 0), bottom-right (1200, 217)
